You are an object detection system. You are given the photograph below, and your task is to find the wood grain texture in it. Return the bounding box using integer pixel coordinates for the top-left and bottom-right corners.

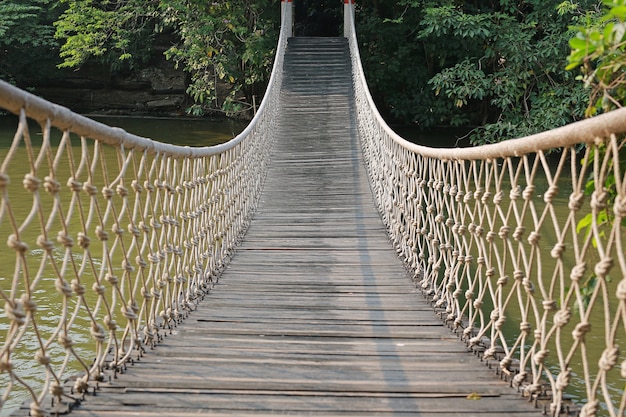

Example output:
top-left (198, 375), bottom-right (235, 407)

top-left (16, 37), bottom-right (543, 417)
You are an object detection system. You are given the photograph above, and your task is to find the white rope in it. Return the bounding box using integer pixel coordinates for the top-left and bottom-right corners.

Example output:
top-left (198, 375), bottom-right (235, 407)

top-left (346, 4), bottom-right (625, 417)
top-left (0, 3), bottom-right (291, 414)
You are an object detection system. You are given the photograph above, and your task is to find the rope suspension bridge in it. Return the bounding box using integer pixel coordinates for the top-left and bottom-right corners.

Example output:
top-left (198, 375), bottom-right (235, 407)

top-left (1, 1), bottom-right (625, 416)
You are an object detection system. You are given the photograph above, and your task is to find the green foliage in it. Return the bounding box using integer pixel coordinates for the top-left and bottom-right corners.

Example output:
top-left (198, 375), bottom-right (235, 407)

top-left (0, 0), bottom-right (60, 83)
top-left (55, 0), bottom-right (160, 72)
top-left (160, 0), bottom-right (279, 115)
top-left (357, 0), bottom-right (593, 144)
top-left (567, 0), bottom-right (626, 116)
top-left (566, 1), bottom-right (626, 307)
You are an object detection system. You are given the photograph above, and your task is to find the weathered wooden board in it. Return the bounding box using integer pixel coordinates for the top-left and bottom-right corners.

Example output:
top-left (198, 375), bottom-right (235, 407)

top-left (28, 37), bottom-right (543, 417)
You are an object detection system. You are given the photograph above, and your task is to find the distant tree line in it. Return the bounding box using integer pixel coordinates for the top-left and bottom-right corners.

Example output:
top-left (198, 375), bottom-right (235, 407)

top-left (0, 0), bottom-right (620, 143)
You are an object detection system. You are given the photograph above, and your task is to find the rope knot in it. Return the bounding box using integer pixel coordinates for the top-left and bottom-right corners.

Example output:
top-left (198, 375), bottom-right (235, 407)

top-left (522, 184), bottom-right (535, 200)
top-left (509, 185), bottom-right (521, 200)
top-left (136, 256), bottom-right (147, 268)
top-left (594, 257), bottom-right (613, 278)
top-left (513, 372), bottom-right (527, 385)
top-left (513, 226), bottom-right (525, 241)
top-left (542, 299), bottom-right (556, 311)
top-left (43, 176), bottom-right (61, 194)
top-left (35, 350), bottom-right (51, 366)
top-left (116, 184), bottom-right (129, 197)
top-left (551, 242), bottom-right (565, 258)
top-left (570, 262), bottom-right (586, 282)
top-left (481, 190), bottom-right (492, 204)
top-left (36, 235), bottom-right (54, 251)
top-left (497, 275), bottom-right (508, 286)
top-left (554, 308), bottom-right (571, 327)
top-left (520, 321), bottom-right (531, 334)
top-left (144, 180), bottom-right (154, 192)
top-left (500, 357), bottom-right (512, 372)
top-left (74, 376), bottom-right (89, 394)
top-left (5, 300), bottom-right (26, 325)
top-left (543, 184), bottom-right (558, 203)
top-left (495, 316), bottom-right (506, 330)
top-left (71, 279), bottom-right (86, 296)
top-left (57, 231), bottom-right (74, 247)
top-left (568, 191), bottom-right (584, 211)
top-left (528, 230), bottom-right (541, 246)
top-left (58, 334), bottom-right (73, 349)
top-left (493, 190), bottom-right (503, 205)
top-left (613, 195), bottom-right (626, 217)
top-left (29, 402), bottom-right (46, 417)
top-left (580, 400), bottom-right (599, 417)
top-left (77, 232), bottom-right (90, 249)
top-left (128, 224), bottom-right (141, 237)
top-left (90, 323), bottom-right (106, 342)
top-left (55, 278), bottom-right (72, 297)
top-left (556, 368), bottom-right (571, 391)
top-left (572, 321), bottom-right (591, 341)
top-left (483, 347), bottom-right (497, 359)
top-left (101, 186), bottom-right (114, 199)
top-left (7, 234), bottom-right (29, 253)
top-left (105, 273), bottom-right (119, 286)
top-left (92, 282), bottom-right (106, 296)
top-left (122, 259), bottom-right (135, 273)
top-left (590, 189), bottom-right (608, 211)
top-left (598, 346), bottom-right (619, 371)
top-left (96, 225), bottom-right (109, 241)
top-left (498, 226), bottom-right (510, 239)
top-left (522, 277), bottom-right (535, 294)
top-left (23, 173), bottom-right (40, 192)
top-left (104, 315), bottom-right (117, 331)
top-left (67, 178), bottom-right (82, 192)
top-left (131, 180), bottom-right (143, 193)
top-left (112, 224), bottom-right (124, 236)
top-left (49, 382), bottom-right (63, 398)
top-left (83, 182), bottom-right (97, 195)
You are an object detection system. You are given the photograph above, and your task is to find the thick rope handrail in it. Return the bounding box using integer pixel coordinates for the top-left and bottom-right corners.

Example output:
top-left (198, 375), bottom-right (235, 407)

top-left (0, 3), bottom-right (292, 416)
top-left (0, 6), bottom-right (287, 159)
top-left (345, 7), bottom-right (626, 159)
top-left (346, 3), bottom-right (625, 417)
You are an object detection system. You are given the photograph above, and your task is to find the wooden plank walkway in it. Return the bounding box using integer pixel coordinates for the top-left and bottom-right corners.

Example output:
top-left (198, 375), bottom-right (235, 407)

top-left (25, 37), bottom-right (542, 416)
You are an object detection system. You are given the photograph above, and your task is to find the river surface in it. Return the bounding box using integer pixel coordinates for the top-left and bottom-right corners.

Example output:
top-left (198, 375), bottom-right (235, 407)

top-left (0, 115), bottom-right (621, 415)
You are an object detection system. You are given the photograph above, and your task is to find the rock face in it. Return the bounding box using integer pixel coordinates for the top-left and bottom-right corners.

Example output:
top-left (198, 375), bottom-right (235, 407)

top-left (33, 57), bottom-right (188, 115)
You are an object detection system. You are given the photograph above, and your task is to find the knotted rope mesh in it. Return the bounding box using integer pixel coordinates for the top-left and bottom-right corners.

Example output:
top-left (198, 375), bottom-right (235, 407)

top-left (0, 5), bottom-right (289, 414)
top-left (346, 6), bottom-right (625, 417)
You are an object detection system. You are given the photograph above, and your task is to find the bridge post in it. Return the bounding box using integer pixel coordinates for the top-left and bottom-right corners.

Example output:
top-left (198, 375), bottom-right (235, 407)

top-left (281, 0), bottom-right (293, 37)
top-left (344, 0), bottom-right (355, 38)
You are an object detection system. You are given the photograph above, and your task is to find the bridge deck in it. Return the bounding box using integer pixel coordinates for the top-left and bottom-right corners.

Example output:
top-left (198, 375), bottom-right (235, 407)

top-left (41, 37), bottom-right (542, 416)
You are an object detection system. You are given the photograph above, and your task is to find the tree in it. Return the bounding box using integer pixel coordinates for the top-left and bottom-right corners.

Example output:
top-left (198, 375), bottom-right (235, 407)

top-left (356, 0), bottom-right (596, 144)
top-left (0, 0), bottom-right (61, 84)
top-left (567, 0), bottom-right (626, 115)
top-left (159, 0), bottom-right (279, 116)
top-left (54, 0), bottom-right (160, 74)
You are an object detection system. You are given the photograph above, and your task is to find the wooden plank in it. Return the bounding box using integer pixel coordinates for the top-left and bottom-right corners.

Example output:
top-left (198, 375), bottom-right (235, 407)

top-left (39, 37), bottom-right (543, 417)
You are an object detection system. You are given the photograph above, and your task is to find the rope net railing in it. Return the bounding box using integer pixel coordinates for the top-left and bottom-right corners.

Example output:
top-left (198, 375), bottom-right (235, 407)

top-left (345, 4), bottom-right (625, 417)
top-left (0, 3), bottom-right (291, 415)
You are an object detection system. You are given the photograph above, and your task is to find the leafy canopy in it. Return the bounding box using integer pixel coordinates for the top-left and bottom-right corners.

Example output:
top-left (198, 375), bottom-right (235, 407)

top-left (357, 0), bottom-right (594, 144)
